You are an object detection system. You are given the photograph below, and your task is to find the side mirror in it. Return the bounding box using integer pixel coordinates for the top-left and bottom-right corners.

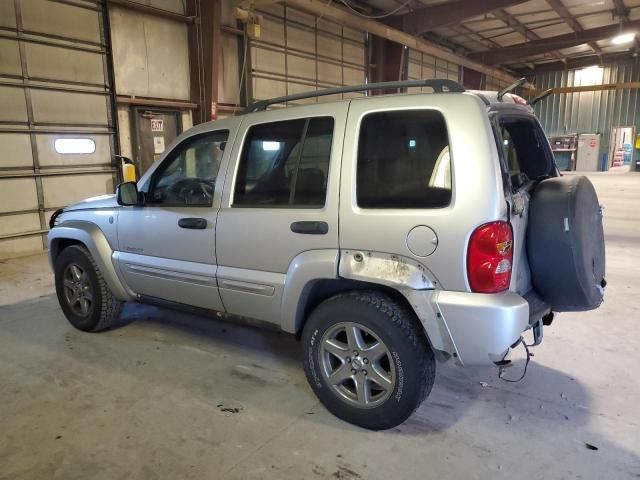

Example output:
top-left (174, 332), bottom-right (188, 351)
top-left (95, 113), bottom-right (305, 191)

top-left (116, 181), bottom-right (141, 206)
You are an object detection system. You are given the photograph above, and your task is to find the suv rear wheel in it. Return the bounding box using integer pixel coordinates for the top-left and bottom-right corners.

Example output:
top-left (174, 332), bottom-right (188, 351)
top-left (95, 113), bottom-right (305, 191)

top-left (302, 291), bottom-right (435, 430)
top-left (54, 245), bottom-right (122, 332)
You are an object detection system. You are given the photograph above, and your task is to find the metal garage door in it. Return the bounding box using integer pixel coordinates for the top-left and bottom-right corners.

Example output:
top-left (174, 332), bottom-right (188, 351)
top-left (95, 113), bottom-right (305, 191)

top-left (407, 50), bottom-right (460, 93)
top-left (0, 0), bottom-right (117, 257)
top-left (251, 4), bottom-right (366, 105)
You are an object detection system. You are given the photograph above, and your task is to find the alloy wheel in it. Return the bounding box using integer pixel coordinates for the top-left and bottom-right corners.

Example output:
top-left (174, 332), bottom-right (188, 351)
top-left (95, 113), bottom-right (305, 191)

top-left (319, 322), bottom-right (396, 409)
top-left (62, 263), bottom-right (93, 317)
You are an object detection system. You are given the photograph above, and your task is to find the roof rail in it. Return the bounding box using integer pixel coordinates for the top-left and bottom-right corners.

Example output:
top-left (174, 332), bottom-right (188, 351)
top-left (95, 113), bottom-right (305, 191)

top-left (243, 79), bottom-right (465, 113)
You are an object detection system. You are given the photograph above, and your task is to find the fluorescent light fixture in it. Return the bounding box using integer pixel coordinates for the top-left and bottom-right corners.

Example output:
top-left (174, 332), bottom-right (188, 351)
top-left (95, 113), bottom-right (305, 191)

top-left (612, 33), bottom-right (635, 45)
top-left (262, 141), bottom-right (280, 151)
top-left (54, 138), bottom-right (96, 154)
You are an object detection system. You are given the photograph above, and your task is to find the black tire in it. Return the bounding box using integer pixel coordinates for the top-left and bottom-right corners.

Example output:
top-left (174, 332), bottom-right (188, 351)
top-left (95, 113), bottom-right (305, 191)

top-left (302, 291), bottom-right (435, 430)
top-left (54, 244), bottom-right (122, 332)
top-left (527, 175), bottom-right (606, 311)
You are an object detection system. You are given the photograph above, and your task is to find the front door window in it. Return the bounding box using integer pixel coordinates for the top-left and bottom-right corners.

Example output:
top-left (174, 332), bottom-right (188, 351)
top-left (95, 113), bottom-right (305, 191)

top-left (148, 131), bottom-right (229, 207)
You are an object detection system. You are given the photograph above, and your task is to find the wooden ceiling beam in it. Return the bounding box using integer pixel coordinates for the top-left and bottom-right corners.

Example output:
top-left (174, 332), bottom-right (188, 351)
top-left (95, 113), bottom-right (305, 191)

top-left (469, 21), bottom-right (640, 64)
top-left (397, 0), bottom-right (528, 35)
top-left (492, 9), bottom-right (565, 63)
top-left (545, 0), bottom-right (601, 54)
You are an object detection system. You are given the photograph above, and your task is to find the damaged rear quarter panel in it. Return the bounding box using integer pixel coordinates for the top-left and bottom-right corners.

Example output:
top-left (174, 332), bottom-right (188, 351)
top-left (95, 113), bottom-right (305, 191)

top-left (338, 250), bottom-right (457, 357)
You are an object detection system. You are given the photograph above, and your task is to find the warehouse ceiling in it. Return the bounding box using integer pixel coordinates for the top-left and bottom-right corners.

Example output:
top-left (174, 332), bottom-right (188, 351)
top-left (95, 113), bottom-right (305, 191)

top-left (349, 0), bottom-right (640, 71)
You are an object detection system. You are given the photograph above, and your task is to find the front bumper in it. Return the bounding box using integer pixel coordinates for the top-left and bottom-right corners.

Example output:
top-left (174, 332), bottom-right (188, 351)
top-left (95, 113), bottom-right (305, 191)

top-left (432, 290), bottom-right (530, 366)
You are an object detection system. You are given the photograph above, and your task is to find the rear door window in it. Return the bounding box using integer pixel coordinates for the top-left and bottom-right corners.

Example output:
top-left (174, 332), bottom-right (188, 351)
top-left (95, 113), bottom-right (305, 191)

top-left (233, 117), bottom-right (334, 208)
top-left (356, 110), bottom-right (452, 208)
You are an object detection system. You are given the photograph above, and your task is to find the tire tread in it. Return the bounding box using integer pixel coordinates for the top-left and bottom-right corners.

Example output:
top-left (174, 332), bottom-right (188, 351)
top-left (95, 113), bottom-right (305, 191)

top-left (58, 245), bottom-right (122, 332)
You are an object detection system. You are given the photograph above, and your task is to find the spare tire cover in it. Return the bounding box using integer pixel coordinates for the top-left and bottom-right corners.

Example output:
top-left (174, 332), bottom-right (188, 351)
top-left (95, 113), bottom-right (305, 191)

top-left (526, 175), bottom-right (605, 312)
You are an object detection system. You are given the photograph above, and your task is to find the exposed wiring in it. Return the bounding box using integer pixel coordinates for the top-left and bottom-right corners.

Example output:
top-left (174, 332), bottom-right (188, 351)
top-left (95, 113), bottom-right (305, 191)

top-left (498, 337), bottom-right (533, 383)
top-left (337, 0), bottom-right (413, 19)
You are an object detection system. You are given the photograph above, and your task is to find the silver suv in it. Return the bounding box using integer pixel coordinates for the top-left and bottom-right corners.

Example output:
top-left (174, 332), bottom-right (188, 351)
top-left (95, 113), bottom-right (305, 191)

top-left (48, 79), bottom-right (606, 430)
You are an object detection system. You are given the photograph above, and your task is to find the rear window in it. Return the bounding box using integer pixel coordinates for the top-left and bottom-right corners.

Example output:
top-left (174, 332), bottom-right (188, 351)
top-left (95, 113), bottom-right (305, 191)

top-left (499, 119), bottom-right (555, 189)
top-left (356, 110), bottom-right (452, 209)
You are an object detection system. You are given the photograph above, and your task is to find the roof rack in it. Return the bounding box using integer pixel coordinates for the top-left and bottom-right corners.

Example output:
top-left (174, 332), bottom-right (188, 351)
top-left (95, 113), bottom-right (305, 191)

top-left (243, 79), bottom-right (465, 113)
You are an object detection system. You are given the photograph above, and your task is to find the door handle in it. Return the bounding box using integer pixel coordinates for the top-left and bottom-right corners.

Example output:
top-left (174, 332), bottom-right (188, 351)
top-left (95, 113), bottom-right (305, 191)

top-left (290, 221), bottom-right (328, 235)
top-left (178, 217), bottom-right (207, 229)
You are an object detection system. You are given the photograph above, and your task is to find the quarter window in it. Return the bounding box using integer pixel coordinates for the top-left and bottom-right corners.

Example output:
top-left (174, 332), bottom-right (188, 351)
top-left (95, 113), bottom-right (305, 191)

top-left (148, 130), bottom-right (228, 207)
top-left (233, 117), bottom-right (334, 208)
top-left (357, 110), bottom-right (452, 208)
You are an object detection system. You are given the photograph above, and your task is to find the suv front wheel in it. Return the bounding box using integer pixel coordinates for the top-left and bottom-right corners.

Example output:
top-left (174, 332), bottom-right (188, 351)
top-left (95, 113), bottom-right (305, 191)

top-left (54, 244), bottom-right (122, 332)
top-left (302, 291), bottom-right (435, 430)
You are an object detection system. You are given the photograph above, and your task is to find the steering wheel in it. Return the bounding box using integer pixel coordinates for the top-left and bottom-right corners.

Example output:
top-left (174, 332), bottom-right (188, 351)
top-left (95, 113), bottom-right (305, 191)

top-left (169, 178), bottom-right (212, 205)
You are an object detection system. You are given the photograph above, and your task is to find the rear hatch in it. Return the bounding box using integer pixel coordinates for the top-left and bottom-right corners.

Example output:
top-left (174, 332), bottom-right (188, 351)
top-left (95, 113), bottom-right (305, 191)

top-left (490, 111), bottom-right (557, 301)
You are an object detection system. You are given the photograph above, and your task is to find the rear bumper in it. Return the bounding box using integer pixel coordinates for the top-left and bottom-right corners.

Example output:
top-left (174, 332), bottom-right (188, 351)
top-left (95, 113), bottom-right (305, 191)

top-left (432, 290), bottom-right (529, 366)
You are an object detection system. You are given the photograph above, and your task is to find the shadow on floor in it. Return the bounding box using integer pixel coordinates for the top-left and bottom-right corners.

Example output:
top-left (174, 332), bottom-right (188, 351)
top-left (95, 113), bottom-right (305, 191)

top-left (2, 294), bottom-right (639, 478)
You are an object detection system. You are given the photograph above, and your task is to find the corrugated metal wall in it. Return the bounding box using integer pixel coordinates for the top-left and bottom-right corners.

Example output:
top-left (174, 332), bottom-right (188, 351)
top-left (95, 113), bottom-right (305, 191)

top-left (533, 63), bottom-right (640, 150)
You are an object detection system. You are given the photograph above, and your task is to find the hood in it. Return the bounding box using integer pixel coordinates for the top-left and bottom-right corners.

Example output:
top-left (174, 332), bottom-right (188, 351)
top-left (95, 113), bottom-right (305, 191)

top-left (64, 194), bottom-right (118, 211)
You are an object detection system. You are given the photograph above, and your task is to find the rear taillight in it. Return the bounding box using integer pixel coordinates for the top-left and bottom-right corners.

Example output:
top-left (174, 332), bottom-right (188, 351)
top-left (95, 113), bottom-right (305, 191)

top-left (467, 221), bottom-right (514, 293)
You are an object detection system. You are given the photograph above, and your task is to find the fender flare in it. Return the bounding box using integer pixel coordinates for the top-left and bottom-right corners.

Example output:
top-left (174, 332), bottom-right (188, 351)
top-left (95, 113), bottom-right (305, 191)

top-left (283, 249), bottom-right (457, 358)
top-left (338, 250), bottom-right (457, 356)
top-left (280, 249), bottom-right (340, 334)
top-left (48, 221), bottom-right (134, 301)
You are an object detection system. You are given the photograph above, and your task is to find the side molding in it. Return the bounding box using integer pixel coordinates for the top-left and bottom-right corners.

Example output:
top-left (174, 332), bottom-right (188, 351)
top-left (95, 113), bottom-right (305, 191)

top-left (48, 220), bottom-right (134, 301)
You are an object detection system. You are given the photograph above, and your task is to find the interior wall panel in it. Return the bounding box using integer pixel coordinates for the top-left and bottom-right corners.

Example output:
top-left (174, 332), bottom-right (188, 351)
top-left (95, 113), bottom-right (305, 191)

top-left (0, 1), bottom-right (16, 28)
top-left (30, 90), bottom-right (109, 125)
top-left (0, 179), bottom-right (39, 213)
top-left (41, 174), bottom-right (114, 208)
top-left (0, 134), bottom-right (33, 169)
top-left (20, 0), bottom-right (101, 43)
top-left (251, 4), bottom-right (366, 104)
top-left (0, 214), bottom-right (41, 237)
top-left (407, 51), bottom-right (461, 93)
top-left (110, 5), bottom-right (190, 100)
top-left (127, 0), bottom-right (185, 14)
top-left (0, 87), bottom-right (28, 122)
top-left (24, 43), bottom-right (105, 85)
top-left (218, 33), bottom-right (240, 105)
top-left (0, 0), bottom-right (117, 257)
top-left (0, 39), bottom-right (22, 76)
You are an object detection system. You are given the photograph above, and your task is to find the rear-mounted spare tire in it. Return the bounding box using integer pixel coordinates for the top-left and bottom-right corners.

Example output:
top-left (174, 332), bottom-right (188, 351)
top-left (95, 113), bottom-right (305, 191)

top-left (527, 175), bottom-right (605, 312)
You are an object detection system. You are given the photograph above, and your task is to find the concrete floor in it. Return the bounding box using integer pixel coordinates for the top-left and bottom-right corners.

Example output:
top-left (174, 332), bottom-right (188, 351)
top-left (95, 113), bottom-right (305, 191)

top-left (1, 171), bottom-right (639, 480)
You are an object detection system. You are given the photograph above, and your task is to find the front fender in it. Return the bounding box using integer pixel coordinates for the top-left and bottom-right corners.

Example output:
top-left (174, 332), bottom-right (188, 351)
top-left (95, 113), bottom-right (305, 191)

top-left (48, 221), bottom-right (134, 301)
